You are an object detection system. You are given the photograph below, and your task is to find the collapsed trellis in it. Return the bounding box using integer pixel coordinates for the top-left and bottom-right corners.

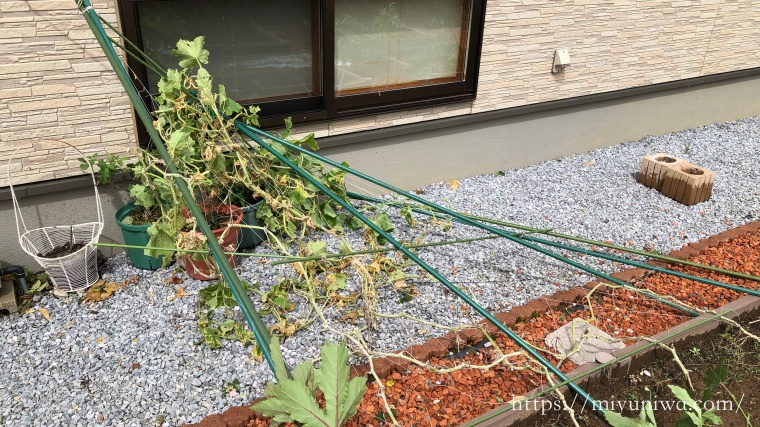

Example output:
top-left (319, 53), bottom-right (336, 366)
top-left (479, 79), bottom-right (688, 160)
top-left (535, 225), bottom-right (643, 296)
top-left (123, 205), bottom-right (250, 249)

top-left (75, 0), bottom-right (760, 422)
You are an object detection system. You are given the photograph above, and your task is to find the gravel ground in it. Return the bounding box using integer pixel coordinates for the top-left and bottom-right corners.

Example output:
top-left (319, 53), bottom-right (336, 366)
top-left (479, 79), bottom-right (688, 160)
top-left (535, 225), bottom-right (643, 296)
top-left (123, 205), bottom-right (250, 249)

top-left (1, 116), bottom-right (759, 426)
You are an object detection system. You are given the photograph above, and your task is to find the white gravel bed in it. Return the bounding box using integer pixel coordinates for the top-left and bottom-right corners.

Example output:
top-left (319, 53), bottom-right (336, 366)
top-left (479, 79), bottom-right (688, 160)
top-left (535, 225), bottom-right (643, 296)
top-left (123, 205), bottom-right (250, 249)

top-left (1, 116), bottom-right (759, 426)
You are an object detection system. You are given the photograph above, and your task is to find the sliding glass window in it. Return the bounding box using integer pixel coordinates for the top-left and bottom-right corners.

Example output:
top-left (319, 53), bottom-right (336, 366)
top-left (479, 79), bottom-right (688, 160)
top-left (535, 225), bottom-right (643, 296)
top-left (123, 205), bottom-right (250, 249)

top-left (118, 0), bottom-right (484, 133)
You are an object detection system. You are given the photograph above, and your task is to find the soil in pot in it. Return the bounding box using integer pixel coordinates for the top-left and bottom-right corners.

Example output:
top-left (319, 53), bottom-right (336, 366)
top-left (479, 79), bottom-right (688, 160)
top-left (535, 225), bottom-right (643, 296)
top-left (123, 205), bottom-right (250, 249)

top-left (38, 243), bottom-right (86, 258)
top-left (121, 205), bottom-right (162, 226)
top-left (182, 204), bottom-right (243, 280)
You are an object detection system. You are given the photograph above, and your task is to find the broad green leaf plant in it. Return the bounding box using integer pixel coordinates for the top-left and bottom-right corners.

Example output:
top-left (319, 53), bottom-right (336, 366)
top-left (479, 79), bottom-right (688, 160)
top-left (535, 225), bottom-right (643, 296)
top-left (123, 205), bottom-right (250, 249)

top-left (252, 337), bottom-right (367, 427)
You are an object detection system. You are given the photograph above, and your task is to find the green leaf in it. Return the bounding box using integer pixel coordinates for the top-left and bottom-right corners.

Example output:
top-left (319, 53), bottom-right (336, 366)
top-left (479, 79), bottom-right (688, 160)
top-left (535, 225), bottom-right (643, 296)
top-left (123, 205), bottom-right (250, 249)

top-left (604, 411), bottom-right (656, 427)
top-left (196, 68), bottom-right (214, 102)
top-left (701, 411), bottom-right (722, 425)
top-left (152, 177), bottom-right (174, 201)
top-left (257, 203), bottom-right (273, 219)
top-left (173, 36), bottom-right (209, 69)
top-left (398, 289), bottom-right (415, 304)
top-left (399, 205), bottom-right (415, 227)
top-left (348, 216), bottom-right (363, 230)
top-left (234, 324), bottom-right (254, 345)
top-left (332, 273), bottom-right (347, 290)
top-left (267, 336), bottom-right (289, 383)
top-left (168, 128), bottom-right (195, 159)
top-left (644, 400), bottom-right (656, 425)
top-left (252, 340), bottom-right (367, 427)
top-left (206, 295), bottom-right (219, 310)
top-left (702, 359), bottom-right (726, 402)
top-left (344, 377), bottom-right (367, 423)
top-left (675, 412), bottom-right (696, 427)
top-left (256, 380), bottom-right (326, 427)
top-left (130, 184), bottom-right (154, 209)
top-left (373, 213), bottom-right (394, 232)
top-left (200, 281), bottom-right (241, 308)
top-left (292, 360), bottom-right (317, 394)
top-left (669, 385), bottom-right (699, 412)
top-left (281, 117), bottom-right (293, 139)
top-left (685, 411), bottom-right (702, 427)
top-left (157, 69), bottom-right (182, 99)
top-left (219, 319), bottom-right (235, 335)
top-left (321, 203), bottom-right (337, 219)
top-left (284, 219), bottom-right (297, 239)
top-left (146, 224), bottom-right (175, 258)
top-left (338, 241), bottom-right (353, 254)
top-left (316, 341), bottom-right (367, 427)
top-left (208, 151), bottom-right (226, 173)
top-left (272, 295), bottom-right (290, 310)
top-left (218, 84), bottom-right (243, 116)
top-left (307, 240), bottom-right (327, 257)
top-left (294, 133), bottom-right (319, 150)
top-left (244, 105), bottom-right (261, 127)
top-left (201, 327), bottom-right (222, 348)
top-left (291, 186), bottom-right (312, 208)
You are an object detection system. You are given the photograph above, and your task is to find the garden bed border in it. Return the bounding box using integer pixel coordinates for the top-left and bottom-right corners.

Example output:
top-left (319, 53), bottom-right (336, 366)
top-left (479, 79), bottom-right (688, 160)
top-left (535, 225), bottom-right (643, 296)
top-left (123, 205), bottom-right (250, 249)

top-left (468, 295), bottom-right (760, 427)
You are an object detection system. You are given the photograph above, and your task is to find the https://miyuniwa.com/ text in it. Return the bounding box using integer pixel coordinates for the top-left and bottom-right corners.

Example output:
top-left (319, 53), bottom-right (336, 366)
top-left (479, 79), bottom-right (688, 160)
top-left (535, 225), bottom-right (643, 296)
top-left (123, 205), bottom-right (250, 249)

top-left (512, 394), bottom-right (743, 415)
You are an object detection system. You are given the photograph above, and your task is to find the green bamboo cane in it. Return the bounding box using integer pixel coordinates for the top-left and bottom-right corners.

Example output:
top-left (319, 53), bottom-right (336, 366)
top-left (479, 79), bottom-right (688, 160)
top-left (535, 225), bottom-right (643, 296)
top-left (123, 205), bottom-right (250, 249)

top-left (94, 235), bottom-right (499, 262)
top-left (76, 0), bottom-right (278, 377)
top-left (237, 125), bottom-right (698, 317)
top-left (349, 193), bottom-right (760, 298)
top-left (348, 192), bottom-right (760, 284)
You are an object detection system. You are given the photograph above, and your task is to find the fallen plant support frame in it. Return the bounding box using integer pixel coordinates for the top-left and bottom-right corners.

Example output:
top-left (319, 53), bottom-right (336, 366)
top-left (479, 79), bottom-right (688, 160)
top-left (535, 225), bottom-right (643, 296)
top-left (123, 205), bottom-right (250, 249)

top-left (75, 1), bottom-right (760, 422)
top-left (77, 0), bottom-right (605, 410)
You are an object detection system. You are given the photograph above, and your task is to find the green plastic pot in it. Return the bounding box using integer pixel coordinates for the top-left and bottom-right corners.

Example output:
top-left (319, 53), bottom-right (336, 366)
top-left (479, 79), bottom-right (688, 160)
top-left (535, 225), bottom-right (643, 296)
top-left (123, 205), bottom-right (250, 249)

top-left (238, 199), bottom-right (266, 249)
top-left (115, 203), bottom-right (167, 270)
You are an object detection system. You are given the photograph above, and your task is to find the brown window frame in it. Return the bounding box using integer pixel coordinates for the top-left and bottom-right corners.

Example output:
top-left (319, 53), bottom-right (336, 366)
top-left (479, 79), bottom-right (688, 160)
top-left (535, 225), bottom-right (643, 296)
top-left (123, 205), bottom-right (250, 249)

top-left (117, 0), bottom-right (486, 140)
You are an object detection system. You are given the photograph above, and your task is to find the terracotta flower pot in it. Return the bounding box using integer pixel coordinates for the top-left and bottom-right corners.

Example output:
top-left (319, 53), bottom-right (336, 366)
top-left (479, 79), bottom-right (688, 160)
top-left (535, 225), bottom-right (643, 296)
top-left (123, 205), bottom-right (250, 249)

top-left (182, 204), bottom-right (243, 280)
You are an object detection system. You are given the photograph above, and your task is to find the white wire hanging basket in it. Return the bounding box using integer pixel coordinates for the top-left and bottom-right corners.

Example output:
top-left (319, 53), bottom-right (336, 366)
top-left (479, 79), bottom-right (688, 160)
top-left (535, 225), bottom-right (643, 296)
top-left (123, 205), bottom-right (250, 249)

top-left (6, 142), bottom-right (104, 294)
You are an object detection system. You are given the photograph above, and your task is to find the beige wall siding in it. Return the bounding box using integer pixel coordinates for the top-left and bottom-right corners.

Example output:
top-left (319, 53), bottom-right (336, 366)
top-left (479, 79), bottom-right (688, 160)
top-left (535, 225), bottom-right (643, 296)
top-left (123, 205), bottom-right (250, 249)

top-left (0, 0), bottom-right (134, 187)
top-left (473, 0), bottom-right (760, 113)
top-left (1, 0), bottom-right (759, 186)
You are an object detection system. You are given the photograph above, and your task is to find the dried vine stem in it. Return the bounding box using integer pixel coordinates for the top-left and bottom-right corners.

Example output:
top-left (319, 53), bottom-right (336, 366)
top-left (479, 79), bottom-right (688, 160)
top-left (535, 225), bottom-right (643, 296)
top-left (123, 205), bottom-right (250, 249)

top-left (543, 369), bottom-right (582, 427)
top-left (308, 292), bottom-right (401, 426)
top-left (367, 349), bottom-right (528, 375)
top-left (638, 338), bottom-right (694, 390)
top-left (373, 311), bottom-right (478, 333)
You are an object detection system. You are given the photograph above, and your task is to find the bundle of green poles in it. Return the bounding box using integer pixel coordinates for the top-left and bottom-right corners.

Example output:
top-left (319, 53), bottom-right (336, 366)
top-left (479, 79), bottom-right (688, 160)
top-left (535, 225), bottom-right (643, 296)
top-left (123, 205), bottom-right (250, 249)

top-left (77, 0), bottom-right (760, 418)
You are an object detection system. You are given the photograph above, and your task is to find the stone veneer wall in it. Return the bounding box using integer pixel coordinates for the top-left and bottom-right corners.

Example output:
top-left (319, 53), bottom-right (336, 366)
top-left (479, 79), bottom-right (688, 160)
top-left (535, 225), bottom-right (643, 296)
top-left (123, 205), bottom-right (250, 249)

top-left (2, 0), bottom-right (759, 187)
top-left (0, 0), bottom-right (134, 187)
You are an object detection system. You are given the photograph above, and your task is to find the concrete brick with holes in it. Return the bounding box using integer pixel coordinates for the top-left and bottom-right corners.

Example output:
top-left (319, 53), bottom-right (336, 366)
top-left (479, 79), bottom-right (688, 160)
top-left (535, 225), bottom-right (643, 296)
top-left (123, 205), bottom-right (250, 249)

top-left (639, 153), bottom-right (715, 205)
